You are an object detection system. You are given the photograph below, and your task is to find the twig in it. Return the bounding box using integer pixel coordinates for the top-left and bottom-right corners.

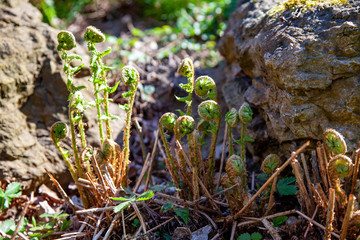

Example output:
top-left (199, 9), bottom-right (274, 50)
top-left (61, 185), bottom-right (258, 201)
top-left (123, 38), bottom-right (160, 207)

top-left (251, 171), bottom-right (255, 191)
top-left (340, 194), bottom-right (355, 240)
top-left (230, 221), bottom-right (237, 240)
top-left (57, 232), bottom-right (89, 239)
top-left (232, 141), bottom-right (310, 219)
top-left (310, 184), bottom-right (324, 207)
top-left (304, 205), bottom-right (319, 238)
top-left (146, 217), bottom-right (174, 234)
top-left (324, 188), bottom-right (335, 240)
top-left (295, 210), bottom-right (340, 238)
top-left (261, 218), bottom-right (282, 240)
top-left (122, 211), bottom-right (127, 240)
top-left (93, 228), bottom-right (105, 240)
top-left (215, 123), bottom-right (228, 191)
top-left (265, 175), bottom-right (277, 215)
top-left (300, 153), bottom-right (313, 197)
top-left (134, 153), bottom-right (151, 193)
top-left (292, 157), bottom-right (314, 215)
top-left (316, 142), bottom-right (329, 191)
top-left (11, 192), bottom-right (32, 240)
top-left (210, 233), bottom-right (221, 240)
top-left (134, 118), bottom-right (147, 161)
top-left (17, 232), bottom-right (29, 240)
top-left (132, 203), bottom-right (148, 238)
top-left (351, 149), bottom-right (360, 195)
top-left (92, 153), bottom-right (110, 199)
top-left (45, 169), bottom-right (78, 211)
top-left (316, 183), bottom-right (328, 207)
top-left (144, 130), bottom-right (159, 191)
top-left (103, 213), bottom-right (121, 240)
top-left (77, 206), bottom-right (115, 214)
top-left (93, 203), bottom-right (107, 239)
top-left (311, 150), bottom-right (321, 183)
top-left (199, 211), bottom-right (218, 230)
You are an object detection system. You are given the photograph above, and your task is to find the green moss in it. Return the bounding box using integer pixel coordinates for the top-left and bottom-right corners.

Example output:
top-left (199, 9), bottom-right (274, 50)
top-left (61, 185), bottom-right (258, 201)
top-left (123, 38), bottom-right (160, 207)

top-left (269, 0), bottom-right (349, 15)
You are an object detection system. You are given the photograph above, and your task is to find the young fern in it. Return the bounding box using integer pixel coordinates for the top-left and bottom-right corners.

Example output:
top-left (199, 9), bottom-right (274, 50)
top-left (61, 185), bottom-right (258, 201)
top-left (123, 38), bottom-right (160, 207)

top-left (176, 58), bottom-right (195, 115)
top-left (237, 102), bottom-right (253, 163)
top-left (327, 154), bottom-right (353, 207)
top-left (198, 100), bottom-right (221, 190)
top-left (194, 76), bottom-right (217, 101)
top-left (323, 129), bottom-right (347, 157)
top-left (225, 108), bottom-right (240, 157)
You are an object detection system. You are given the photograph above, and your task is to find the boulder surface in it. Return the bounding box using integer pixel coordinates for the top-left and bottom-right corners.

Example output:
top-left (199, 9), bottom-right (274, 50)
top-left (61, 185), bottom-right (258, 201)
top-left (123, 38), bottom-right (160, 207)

top-left (219, 0), bottom-right (360, 159)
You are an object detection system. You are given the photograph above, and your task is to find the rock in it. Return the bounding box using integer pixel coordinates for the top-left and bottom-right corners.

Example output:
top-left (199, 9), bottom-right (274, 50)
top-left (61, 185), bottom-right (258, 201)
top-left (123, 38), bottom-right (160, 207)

top-left (218, 0), bottom-right (360, 158)
top-left (0, 1), bottom-right (126, 191)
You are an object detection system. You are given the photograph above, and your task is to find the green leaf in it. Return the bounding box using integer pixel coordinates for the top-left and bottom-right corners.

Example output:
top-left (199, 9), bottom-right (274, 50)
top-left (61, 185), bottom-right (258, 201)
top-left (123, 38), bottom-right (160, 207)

top-left (111, 196), bottom-right (132, 201)
top-left (276, 177), bottom-right (297, 195)
top-left (257, 173), bottom-right (268, 180)
top-left (137, 190), bottom-right (154, 201)
top-left (176, 109), bottom-right (186, 116)
top-left (122, 91), bottom-right (133, 98)
top-left (251, 232), bottom-right (262, 240)
top-left (114, 200), bottom-right (133, 213)
top-left (109, 81), bottom-right (121, 93)
top-left (99, 115), bottom-right (112, 121)
top-left (174, 208), bottom-right (189, 224)
top-left (161, 202), bottom-right (173, 213)
top-left (99, 48), bottom-right (112, 58)
top-left (237, 233), bottom-right (251, 240)
top-left (0, 219), bottom-right (16, 235)
top-left (4, 182), bottom-right (22, 197)
top-left (132, 218), bottom-right (139, 227)
top-left (110, 115), bottom-right (120, 120)
top-left (273, 216), bottom-right (288, 227)
top-left (61, 219), bottom-right (72, 231)
top-left (73, 85), bottom-right (86, 92)
top-left (245, 136), bottom-right (255, 142)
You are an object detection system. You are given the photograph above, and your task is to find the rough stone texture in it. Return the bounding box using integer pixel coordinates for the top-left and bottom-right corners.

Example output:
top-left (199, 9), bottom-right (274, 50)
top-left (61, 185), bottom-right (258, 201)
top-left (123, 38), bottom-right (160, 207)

top-left (0, 1), bottom-right (125, 190)
top-left (219, 0), bottom-right (360, 159)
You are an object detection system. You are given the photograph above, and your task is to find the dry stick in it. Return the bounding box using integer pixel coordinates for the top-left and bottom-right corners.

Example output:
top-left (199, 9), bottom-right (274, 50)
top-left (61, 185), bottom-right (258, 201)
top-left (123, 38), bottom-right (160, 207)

top-left (134, 119), bottom-right (147, 161)
top-left (93, 203), bottom-right (108, 238)
top-left (17, 232), bottom-right (29, 240)
top-left (262, 218), bottom-right (282, 240)
top-left (317, 143), bottom-right (329, 192)
top-left (77, 206), bottom-right (115, 214)
top-left (93, 228), bottom-right (105, 240)
top-left (199, 211), bottom-right (218, 230)
top-left (351, 149), bottom-right (360, 195)
top-left (45, 169), bottom-right (78, 211)
top-left (134, 153), bottom-right (151, 193)
top-left (145, 217), bottom-right (174, 234)
top-left (210, 233), bottom-right (221, 240)
top-left (144, 130), bottom-right (159, 191)
top-left (132, 203), bottom-right (148, 239)
top-left (11, 192), bottom-right (33, 240)
top-left (292, 158), bottom-right (314, 216)
top-left (265, 175), bottom-right (278, 216)
top-left (103, 213), bottom-right (121, 240)
top-left (295, 210), bottom-right (340, 239)
top-left (325, 188), bottom-right (336, 240)
top-left (122, 211), bottom-right (127, 240)
top-left (304, 205), bottom-right (319, 238)
top-left (215, 123), bottom-right (228, 191)
top-left (230, 221), bottom-right (237, 240)
top-left (340, 194), bottom-right (355, 240)
top-left (238, 210), bottom-right (297, 228)
top-left (316, 183), bottom-right (328, 207)
top-left (92, 153), bottom-right (110, 199)
top-left (231, 141), bottom-right (310, 220)
top-left (85, 173), bottom-right (103, 203)
top-left (311, 150), bottom-right (321, 183)
top-left (301, 153), bottom-right (314, 197)
top-left (310, 184), bottom-right (324, 207)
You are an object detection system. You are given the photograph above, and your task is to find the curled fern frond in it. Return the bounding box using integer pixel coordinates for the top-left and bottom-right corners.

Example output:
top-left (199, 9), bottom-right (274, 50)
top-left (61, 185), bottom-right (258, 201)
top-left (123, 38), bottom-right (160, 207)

top-left (238, 102), bottom-right (253, 125)
top-left (84, 26), bottom-right (105, 43)
top-left (328, 154), bottom-right (353, 179)
top-left (174, 115), bottom-right (195, 139)
top-left (50, 121), bottom-right (68, 143)
top-left (198, 100), bottom-right (221, 122)
top-left (225, 155), bottom-right (246, 181)
top-left (57, 31), bottom-right (76, 51)
top-left (159, 112), bottom-right (178, 132)
top-left (194, 76), bottom-right (217, 101)
top-left (323, 129), bottom-right (347, 155)
top-left (225, 108), bottom-right (240, 127)
top-left (197, 119), bottom-right (210, 132)
top-left (261, 154), bottom-right (281, 174)
top-left (121, 66), bottom-right (140, 86)
top-left (177, 58), bottom-right (194, 78)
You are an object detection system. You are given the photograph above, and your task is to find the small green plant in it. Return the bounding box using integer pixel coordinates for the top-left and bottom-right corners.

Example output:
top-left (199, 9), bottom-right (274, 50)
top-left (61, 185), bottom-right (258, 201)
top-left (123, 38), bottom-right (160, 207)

top-left (276, 176), bottom-right (297, 196)
top-left (0, 217), bottom-right (27, 240)
top-left (160, 202), bottom-right (190, 224)
top-left (0, 182), bottom-right (22, 211)
top-left (273, 216), bottom-right (288, 227)
top-left (237, 232), bottom-right (263, 240)
top-left (29, 212), bottom-right (71, 239)
top-left (52, 27), bottom-right (140, 208)
top-left (111, 190), bottom-right (154, 213)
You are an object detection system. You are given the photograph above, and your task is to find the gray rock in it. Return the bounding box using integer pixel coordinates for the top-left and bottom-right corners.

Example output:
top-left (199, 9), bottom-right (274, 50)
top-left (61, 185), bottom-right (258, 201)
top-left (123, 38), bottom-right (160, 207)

top-left (0, 1), bottom-right (125, 190)
top-left (219, 0), bottom-right (360, 158)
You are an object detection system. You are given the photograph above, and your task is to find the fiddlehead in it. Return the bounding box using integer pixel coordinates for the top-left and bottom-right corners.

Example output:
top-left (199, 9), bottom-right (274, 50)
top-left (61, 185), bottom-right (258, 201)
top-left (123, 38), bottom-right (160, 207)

top-left (323, 129), bottom-right (347, 156)
top-left (174, 115), bottom-right (196, 140)
top-left (57, 31), bottom-right (76, 51)
top-left (50, 122), bottom-right (76, 181)
top-left (238, 102), bottom-right (253, 163)
top-left (225, 108), bottom-right (240, 156)
top-left (120, 66), bottom-right (140, 186)
top-left (328, 154), bottom-right (353, 206)
top-left (176, 58), bottom-right (195, 115)
top-left (84, 26), bottom-right (105, 44)
top-left (261, 154), bottom-right (281, 174)
top-left (198, 100), bottom-right (221, 190)
top-left (194, 76), bottom-right (217, 101)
